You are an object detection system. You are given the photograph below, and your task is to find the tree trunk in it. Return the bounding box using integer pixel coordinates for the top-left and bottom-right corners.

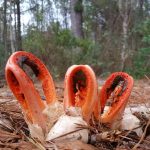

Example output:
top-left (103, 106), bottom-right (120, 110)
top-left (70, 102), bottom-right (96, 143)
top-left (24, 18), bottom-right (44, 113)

top-left (121, 11), bottom-right (128, 71)
top-left (14, 2), bottom-right (17, 51)
top-left (119, 0), bottom-right (130, 71)
top-left (9, 3), bottom-right (15, 53)
top-left (70, 0), bottom-right (83, 38)
top-left (63, 5), bottom-right (68, 29)
top-left (3, 0), bottom-right (8, 57)
top-left (16, 0), bottom-right (22, 50)
top-left (41, 0), bottom-right (44, 31)
top-left (0, 14), bottom-right (3, 42)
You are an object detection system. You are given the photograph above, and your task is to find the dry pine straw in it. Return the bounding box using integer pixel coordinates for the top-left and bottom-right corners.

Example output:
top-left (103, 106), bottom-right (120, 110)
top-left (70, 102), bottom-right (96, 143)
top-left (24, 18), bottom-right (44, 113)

top-left (0, 79), bottom-right (149, 150)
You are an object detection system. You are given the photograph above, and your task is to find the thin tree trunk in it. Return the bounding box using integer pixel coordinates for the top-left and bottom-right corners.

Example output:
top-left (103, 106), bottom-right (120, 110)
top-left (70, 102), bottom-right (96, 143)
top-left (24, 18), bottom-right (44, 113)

top-left (139, 0), bottom-right (144, 19)
top-left (0, 14), bottom-right (3, 42)
top-left (121, 11), bottom-right (128, 71)
top-left (119, 0), bottom-right (130, 71)
top-left (14, 2), bottom-right (17, 51)
top-left (70, 0), bottom-right (83, 38)
top-left (41, 0), bottom-right (44, 31)
top-left (63, 6), bottom-right (68, 29)
top-left (10, 4), bottom-right (15, 53)
top-left (3, 0), bottom-right (8, 58)
top-left (16, 0), bottom-right (22, 50)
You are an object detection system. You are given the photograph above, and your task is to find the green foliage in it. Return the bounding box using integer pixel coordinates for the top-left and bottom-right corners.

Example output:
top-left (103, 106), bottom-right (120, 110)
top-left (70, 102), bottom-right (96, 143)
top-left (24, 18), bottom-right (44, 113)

top-left (23, 26), bottom-right (45, 53)
top-left (23, 24), bottom-right (70, 78)
top-left (130, 19), bottom-right (150, 78)
top-left (131, 48), bottom-right (150, 78)
top-left (49, 22), bottom-right (102, 66)
top-left (22, 22), bottom-right (103, 78)
top-left (74, 0), bottom-right (83, 12)
top-left (52, 22), bottom-right (77, 48)
top-left (141, 20), bottom-right (150, 45)
top-left (75, 38), bottom-right (101, 65)
top-left (35, 11), bottom-right (43, 23)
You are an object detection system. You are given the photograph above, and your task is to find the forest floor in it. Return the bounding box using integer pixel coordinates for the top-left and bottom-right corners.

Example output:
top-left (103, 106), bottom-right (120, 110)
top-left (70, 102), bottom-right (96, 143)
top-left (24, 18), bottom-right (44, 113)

top-left (0, 78), bottom-right (150, 150)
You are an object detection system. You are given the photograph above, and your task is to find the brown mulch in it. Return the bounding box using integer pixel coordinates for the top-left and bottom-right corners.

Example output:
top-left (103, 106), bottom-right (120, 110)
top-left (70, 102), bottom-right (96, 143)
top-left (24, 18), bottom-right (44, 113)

top-left (0, 79), bottom-right (150, 150)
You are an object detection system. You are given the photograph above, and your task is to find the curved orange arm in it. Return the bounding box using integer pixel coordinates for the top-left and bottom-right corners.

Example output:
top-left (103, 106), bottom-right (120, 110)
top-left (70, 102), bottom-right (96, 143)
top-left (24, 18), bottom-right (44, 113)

top-left (5, 51), bottom-right (56, 132)
top-left (64, 65), bottom-right (98, 123)
top-left (95, 72), bottom-right (134, 127)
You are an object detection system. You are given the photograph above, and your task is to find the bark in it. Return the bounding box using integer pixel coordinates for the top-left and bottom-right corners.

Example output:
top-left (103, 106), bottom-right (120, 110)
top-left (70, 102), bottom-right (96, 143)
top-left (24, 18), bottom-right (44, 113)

top-left (63, 6), bottom-right (68, 29)
top-left (121, 11), bottom-right (128, 71)
top-left (14, 3), bottom-right (17, 49)
top-left (41, 0), bottom-right (44, 31)
top-left (16, 0), bottom-right (22, 50)
top-left (3, 0), bottom-right (8, 57)
top-left (119, 0), bottom-right (130, 71)
top-left (9, 4), bottom-right (15, 53)
top-left (0, 12), bottom-right (3, 42)
top-left (70, 0), bottom-right (83, 38)
top-left (139, 0), bottom-right (144, 18)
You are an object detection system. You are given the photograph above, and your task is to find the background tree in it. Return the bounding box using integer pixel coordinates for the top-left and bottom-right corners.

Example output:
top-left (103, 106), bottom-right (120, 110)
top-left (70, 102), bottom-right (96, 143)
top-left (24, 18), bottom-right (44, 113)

top-left (70, 0), bottom-right (84, 38)
top-left (3, 0), bottom-right (8, 58)
top-left (16, 0), bottom-right (22, 50)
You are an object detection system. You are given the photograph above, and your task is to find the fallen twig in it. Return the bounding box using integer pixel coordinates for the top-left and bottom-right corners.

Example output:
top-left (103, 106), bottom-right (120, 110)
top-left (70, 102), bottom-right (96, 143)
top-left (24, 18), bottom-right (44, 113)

top-left (144, 75), bottom-right (150, 83)
top-left (48, 128), bottom-right (85, 141)
top-left (21, 130), bottom-right (46, 150)
top-left (132, 119), bottom-right (150, 150)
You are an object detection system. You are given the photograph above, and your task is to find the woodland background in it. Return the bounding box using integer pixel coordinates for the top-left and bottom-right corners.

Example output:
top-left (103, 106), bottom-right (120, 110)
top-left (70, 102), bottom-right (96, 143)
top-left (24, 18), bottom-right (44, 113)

top-left (0, 0), bottom-right (149, 79)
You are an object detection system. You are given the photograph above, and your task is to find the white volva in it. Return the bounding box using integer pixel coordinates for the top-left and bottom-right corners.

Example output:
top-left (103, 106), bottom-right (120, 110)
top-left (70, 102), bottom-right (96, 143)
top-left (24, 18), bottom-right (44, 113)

top-left (46, 115), bottom-right (89, 142)
top-left (27, 102), bottom-right (89, 143)
top-left (45, 105), bottom-right (89, 143)
top-left (27, 104), bottom-right (150, 142)
top-left (104, 105), bottom-right (150, 136)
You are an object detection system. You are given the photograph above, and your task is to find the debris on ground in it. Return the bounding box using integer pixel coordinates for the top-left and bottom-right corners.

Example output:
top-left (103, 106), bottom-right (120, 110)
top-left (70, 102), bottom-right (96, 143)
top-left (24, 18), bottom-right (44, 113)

top-left (0, 79), bottom-right (150, 150)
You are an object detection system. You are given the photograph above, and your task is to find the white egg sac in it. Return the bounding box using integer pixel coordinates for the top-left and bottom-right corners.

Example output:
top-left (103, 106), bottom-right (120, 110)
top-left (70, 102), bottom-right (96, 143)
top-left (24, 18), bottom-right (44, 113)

top-left (46, 115), bottom-right (89, 143)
